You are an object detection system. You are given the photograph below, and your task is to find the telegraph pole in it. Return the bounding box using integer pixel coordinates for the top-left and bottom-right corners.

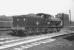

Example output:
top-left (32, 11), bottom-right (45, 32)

top-left (69, 10), bottom-right (71, 26)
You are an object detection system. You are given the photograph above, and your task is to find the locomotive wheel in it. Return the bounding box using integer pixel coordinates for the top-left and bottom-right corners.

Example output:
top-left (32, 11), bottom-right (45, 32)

top-left (10, 30), bottom-right (18, 36)
top-left (17, 30), bottom-right (25, 36)
top-left (47, 28), bottom-right (52, 33)
top-left (11, 29), bottom-right (27, 37)
top-left (57, 28), bottom-right (61, 32)
top-left (46, 28), bottom-right (53, 33)
top-left (53, 28), bottom-right (57, 32)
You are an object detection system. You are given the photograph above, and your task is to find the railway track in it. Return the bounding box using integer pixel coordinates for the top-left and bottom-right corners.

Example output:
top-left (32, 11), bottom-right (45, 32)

top-left (0, 31), bottom-right (73, 50)
top-left (0, 36), bottom-right (56, 50)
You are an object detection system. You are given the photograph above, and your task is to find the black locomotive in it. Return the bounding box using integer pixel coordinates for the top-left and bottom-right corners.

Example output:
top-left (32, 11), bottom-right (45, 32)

top-left (9, 14), bottom-right (63, 36)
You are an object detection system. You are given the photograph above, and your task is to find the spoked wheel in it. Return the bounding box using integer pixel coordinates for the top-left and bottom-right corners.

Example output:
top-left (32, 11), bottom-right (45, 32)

top-left (53, 28), bottom-right (58, 32)
top-left (46, 28), bottom-right (53, 33)
top-left (16, 30), bottom-right (25, 36)
top-left (9, 30), bottom-right (18, 36)
top-left (57, 28), bottom-right (61, 32)
top-left (10, 29), bottom-right (26, 37)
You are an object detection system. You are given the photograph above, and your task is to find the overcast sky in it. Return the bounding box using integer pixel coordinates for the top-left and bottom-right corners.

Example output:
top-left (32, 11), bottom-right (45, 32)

top-left (0, 0), bottom-right (73, 21)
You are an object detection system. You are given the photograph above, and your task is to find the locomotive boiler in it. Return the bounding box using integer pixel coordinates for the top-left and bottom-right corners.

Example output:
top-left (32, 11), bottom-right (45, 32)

top-left (9, 14), bottom-right (63, 36)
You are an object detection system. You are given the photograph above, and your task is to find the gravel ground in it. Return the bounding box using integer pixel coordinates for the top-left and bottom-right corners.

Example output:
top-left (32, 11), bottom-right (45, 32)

top-left (26, 38), bottom-right (73, 50)
top-left (25, 33), bottom-right (74, 50)
top-left (0, 30), bottom-right (74, 50)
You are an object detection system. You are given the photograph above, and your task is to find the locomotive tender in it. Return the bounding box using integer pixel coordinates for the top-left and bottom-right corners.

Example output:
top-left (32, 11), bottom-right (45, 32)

top-left (9, 14), bottom-right (63, 36)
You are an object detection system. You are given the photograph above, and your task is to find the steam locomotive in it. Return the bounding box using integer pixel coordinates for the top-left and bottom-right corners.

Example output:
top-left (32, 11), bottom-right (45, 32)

top-left (9, 14), bottom-right (63, 36)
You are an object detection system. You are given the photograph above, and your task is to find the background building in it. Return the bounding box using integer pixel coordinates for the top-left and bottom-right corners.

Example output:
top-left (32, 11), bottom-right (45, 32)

top-left (55, 13), bottom-right (70, 27)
